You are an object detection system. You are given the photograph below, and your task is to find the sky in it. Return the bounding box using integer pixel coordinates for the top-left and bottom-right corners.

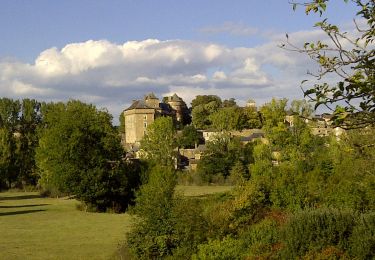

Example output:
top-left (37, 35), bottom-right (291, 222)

top-left (0, 0), bottom-right (361, 123)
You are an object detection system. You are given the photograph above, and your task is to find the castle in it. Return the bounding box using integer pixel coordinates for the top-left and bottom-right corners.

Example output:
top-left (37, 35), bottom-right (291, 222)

top-left (123, 93), bottom-right (189, 146)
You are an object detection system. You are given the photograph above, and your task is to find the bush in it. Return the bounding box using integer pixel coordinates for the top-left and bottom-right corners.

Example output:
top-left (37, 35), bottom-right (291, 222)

top-left (349, 212), bottom-right (375, 259)
top-left (241, 218), bottom-right (280, 258)
top-left (281, 208), bottom-right (356, 258)
top-left (170, 198), bottom-right (209, 259)
top-left (192, 237), bottom-right (245, 260)
top-left (127, 166), bottom-right (177, 259)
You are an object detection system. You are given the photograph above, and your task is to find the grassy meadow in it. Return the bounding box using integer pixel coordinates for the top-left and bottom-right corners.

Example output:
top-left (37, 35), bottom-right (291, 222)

top-left (0, 186), bottom-right (232, 260)
top-left (0, 191), bottom-right (133, 260)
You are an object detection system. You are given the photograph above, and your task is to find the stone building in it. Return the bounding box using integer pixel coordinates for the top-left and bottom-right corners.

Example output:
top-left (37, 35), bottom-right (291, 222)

top-left (246, 98), bottom-right (257, 110)
top-left (164, 93), bottom-right (189, 124)
top-left (123, 93), bottom-right (187, 147)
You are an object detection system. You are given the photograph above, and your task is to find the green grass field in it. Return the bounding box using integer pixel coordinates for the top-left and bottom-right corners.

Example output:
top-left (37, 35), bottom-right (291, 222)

top-left (176, 185), bottom-right (233, 197)
top-left (0, 192), bottom-right (133, 260)
top-left (0, 186), bottom-right (233, 259)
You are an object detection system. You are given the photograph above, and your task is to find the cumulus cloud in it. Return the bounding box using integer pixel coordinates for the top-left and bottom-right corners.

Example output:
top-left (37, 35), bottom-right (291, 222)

top-left (0, 33), bottom-right (326, 123)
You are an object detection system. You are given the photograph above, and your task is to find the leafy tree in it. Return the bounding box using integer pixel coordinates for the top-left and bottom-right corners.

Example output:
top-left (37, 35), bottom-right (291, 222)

top-left (260, 98), bottom-right (288, 129)
top-left (16, 99), bottom-right (42, 185)
top-left (0, 98), bottom-right (20, 188)
top-left (222, 98), bottom-right (237, 108)
top-left (191, 95), bottom-right (222, 129)
top-left (36, 100), bottom-right (132, 211)
top-left (229, 160), bottom-right (249, 185)
top-left (289, 99), bottom-right (313, 118)
top-left (140, 116), bottom-right (176, 166)
top-left (0, 128), bottom-right (15, 189)
top-left (191, 95), bottom-right (222, 109)
top-left (289, 0), bottom-right (375, 129)
top-left (118, 109), bottom-right (125, 135)
top-left (242, 107), bottom-right (263, 129)
top-left (127, 165), bottom-right (177, 258)
top-left (209, 106), bottom-right (244, 131)
top-left (197, 134), bottom-right (249, 181)
top-left (0, 98), bottom-right (20, 130)
top-left (177, 124), bottom-right (202, 148)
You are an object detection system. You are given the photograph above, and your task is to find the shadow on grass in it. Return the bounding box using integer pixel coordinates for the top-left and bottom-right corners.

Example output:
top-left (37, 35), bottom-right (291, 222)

top-left (0, 194), bottom-right (42, 201)
top-left (0, 204), bottom-right (49, 209)
top-left (0, 209), bottom-right (46, 216)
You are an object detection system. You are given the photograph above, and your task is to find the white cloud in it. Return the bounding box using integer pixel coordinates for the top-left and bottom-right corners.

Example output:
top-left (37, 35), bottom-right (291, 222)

top-left (0, 32), bottom-right (333, 123)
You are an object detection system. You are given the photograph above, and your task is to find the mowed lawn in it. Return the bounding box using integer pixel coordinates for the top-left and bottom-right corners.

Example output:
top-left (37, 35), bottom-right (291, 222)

top-left (0, 192), bottom-right (133, 260)
top-left (0, 186), bottom-right (232, 259)
top-left (176, 185), bottom-right (233, 197)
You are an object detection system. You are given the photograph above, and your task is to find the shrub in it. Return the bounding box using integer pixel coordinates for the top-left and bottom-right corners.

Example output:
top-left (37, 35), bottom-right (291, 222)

top-left (349, 212), bottom-right (375, 259)
top-left (281, 208), bottom-right (356, 258)
top-left (192, 237), bottom-right (245, 260)
top-left (170, 198), bottom-right (209, 259)
top-left (127, 165), bottom-right (177, 259)
top-left (241, 218), bottom-right (280, 258)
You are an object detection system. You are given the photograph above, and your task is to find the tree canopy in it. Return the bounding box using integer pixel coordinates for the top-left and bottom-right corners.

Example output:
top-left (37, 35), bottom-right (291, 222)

top-left (140, 116), bottom-right (177, 166)
top-left (36, 100), bottom-right (134, 211)
top-left (288, 0), bottom-right (375, 129)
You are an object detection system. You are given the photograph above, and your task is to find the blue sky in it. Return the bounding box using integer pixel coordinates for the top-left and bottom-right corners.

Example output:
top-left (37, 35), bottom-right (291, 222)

top-left (0, 0), bottom-right (361, 122)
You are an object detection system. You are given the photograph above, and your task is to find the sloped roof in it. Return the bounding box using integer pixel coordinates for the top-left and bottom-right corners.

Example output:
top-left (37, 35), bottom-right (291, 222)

top-left (125, 100), bottom-right (153, 110)
top-left (144, 92), bottom-right (158, 100)
top-left (169, 93), bottom-right (182, 101)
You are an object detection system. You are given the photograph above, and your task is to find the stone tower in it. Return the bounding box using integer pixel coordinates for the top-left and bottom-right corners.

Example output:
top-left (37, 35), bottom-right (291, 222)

top-left (165, 93), bottom-right (189, 123)
top-left (124, 93), bottom-right (163, 146)
top-left (246, 98), bottom-right (257, 110)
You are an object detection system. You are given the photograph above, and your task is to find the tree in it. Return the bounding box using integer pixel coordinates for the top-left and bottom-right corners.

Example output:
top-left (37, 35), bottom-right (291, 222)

top-left (191, 95), bottom-right (222, 129)
top-left (288, 0), bottom-right (375, 129)
top-left (260, 98), bottom-right (288, 129)
top-left (191, 95), bottom-right (222, 109)
top-left (242, 107), bottom-right (263, 129)
top-left (0, 98), bottom-right (20, 188)
top-left (118, 109), bottom-right (125, 135)
top-left (127, 165), bottom-right (177, 258)
top-left (140, 116), bottom-right (176, 166)
top-left (16, 99), bottom-right (42, 185)
top-left (197, 134), bottom-right (248, 181)
top-left (0, 128), bottom-right (15, 189)
top-left (222, 98), bottom-right (238, 108)
top-left (36, 100), bottom-right (132, 211)
top-left (209, 106), bottom-right (244, 131)
top-left (177, 125), bottom-right (202, 148)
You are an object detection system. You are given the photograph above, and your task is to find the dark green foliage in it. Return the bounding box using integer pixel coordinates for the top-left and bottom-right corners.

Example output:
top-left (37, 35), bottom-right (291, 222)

top-left (281, 208), bottom-right (356, 258)
top-left (118, 110), bottom-right (125, 135)
top-left (127, 166), bottom-right (177, 259)
top-left (176, 125), bottom-right (202, 149)
top-left (127, 165), bottom-right (211, 259)
top-left (0, 98), bottom-right (41, 189)
top-left (228, 160), bottom-right (249, 185)
top-left (193, 236), bottom-right (245, 260)
top-left (349, 212), bottom-right (375, 259)
top-left (140, 117), bottom-right (176, 166)
top-left (209, 106), bottom-right (245, 131)
top-left (240, 218), bottom-right (280, 258)
top-left (197, 134), bottom-right (253, 182)
top-left (170, 198), bottom-right (209, 258)
top-left (191, 95), bottom-right (222, 129)
top-left (36, 100), bottom-right (135, 212)
top-left (242, 106), bottom-right (263, 129)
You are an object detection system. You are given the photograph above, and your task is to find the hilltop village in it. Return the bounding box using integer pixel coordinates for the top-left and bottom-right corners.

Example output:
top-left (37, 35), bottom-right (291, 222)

top-left (121, 93), bottom-right (344, 170)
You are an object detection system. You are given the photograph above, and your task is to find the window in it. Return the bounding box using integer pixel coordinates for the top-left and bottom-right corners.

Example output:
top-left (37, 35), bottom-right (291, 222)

top-left (143, 115), bottom-right (147, 120)
top-left (144, 122), bottom-right (147, 128)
